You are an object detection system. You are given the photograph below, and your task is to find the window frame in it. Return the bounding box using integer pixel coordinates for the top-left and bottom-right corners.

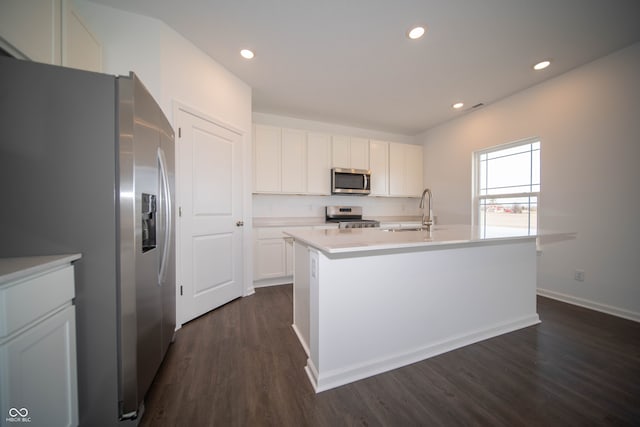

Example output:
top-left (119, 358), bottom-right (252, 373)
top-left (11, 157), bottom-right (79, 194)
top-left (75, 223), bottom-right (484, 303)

top-left (472, 137), bottom-right (540, 236)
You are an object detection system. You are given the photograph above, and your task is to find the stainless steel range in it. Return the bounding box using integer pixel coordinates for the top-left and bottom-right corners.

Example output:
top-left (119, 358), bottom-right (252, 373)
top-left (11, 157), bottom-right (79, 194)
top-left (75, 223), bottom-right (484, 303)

top-left (325, 206), bottom-right (380, 229)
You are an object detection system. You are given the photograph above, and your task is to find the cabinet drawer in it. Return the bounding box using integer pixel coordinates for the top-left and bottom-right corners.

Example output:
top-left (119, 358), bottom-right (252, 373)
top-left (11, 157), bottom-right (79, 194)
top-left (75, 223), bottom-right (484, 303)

top-left (0, 265), bottom-right (74, 338)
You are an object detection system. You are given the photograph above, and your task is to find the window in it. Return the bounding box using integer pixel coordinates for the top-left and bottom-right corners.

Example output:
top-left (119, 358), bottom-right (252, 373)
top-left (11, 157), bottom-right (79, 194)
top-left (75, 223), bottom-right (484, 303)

top-left (474, 139), bottom-right (540, 237)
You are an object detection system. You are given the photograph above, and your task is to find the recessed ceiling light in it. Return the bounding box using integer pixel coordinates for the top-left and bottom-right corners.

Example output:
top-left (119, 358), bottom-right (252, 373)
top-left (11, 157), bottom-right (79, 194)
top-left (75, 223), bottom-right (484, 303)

top-left (240, 49), bottom-right (255, 59)
top-left (452, 102), bottom-right (464, 109)
top-left (533, 60), bottom-right (551, 71)
top-left (407, 26), bottom-right (426, 40)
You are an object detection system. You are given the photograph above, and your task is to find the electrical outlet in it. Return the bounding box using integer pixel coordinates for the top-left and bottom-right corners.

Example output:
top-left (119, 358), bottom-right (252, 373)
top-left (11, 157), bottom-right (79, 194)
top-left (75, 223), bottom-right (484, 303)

top-left (574, 269), bottom-right (585, 282)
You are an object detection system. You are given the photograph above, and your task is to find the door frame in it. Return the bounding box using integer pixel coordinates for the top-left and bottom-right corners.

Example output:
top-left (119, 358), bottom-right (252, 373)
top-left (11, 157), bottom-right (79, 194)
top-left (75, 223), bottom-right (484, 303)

top-left (172, 101), bottom-right (254, 328)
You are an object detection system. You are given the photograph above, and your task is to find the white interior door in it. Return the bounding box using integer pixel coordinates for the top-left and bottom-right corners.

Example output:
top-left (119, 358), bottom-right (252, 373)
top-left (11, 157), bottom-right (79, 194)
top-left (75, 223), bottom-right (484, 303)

top-left (176, 107), bottom-right (243, 325)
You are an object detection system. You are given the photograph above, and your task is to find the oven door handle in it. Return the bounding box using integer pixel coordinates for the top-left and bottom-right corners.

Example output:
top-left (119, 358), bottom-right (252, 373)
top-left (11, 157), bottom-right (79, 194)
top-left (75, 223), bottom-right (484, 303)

top-left (363, 173), bottom-right (368, 191)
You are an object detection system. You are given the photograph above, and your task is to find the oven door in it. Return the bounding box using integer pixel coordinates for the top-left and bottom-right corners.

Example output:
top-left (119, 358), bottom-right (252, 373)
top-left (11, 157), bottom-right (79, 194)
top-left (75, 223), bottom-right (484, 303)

top-left (331, 168), bottom-right (371, 195)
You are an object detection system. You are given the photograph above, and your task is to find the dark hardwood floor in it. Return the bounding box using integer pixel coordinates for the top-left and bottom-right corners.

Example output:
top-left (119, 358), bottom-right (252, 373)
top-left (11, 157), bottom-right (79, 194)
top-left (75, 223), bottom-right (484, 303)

top-left (140, 285), bottom-right (640, 427)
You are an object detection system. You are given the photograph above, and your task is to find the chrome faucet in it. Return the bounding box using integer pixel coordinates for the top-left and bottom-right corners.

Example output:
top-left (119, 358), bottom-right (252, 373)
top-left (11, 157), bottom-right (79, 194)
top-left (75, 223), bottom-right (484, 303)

top-left (419, 188), bottom-right (433, 231)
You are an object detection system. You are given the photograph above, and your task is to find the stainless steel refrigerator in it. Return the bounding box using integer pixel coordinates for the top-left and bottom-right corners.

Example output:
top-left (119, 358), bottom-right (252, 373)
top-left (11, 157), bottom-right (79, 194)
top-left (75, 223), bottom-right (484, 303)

top-left (0, 56), bottom-right (176, 426)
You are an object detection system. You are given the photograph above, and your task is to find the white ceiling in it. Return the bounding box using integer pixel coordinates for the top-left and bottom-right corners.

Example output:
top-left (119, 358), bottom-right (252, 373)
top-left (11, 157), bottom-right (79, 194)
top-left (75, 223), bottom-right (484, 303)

top-left (88, 0), bottom-right (640, 135)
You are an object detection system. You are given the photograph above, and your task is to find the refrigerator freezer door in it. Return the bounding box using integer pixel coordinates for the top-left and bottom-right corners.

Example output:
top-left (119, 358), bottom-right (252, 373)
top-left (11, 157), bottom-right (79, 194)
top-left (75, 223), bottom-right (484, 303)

top-left (118, 75), bottom-right (138, 419)
top-left (118, 73), bottom-right (175, 419)
top-left (158, 134), bottom-right (176, 356)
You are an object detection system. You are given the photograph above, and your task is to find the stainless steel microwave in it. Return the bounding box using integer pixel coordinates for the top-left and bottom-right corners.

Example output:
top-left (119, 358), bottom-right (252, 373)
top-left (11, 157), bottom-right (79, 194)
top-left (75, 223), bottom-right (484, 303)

top-left (331, 168), bottom-right (371, 195)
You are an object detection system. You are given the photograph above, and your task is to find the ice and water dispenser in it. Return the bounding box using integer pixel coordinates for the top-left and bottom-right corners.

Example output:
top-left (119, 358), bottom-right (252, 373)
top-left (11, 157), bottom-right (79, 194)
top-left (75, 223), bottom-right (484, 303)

top-left (141, 193), bottom-right (156, 252)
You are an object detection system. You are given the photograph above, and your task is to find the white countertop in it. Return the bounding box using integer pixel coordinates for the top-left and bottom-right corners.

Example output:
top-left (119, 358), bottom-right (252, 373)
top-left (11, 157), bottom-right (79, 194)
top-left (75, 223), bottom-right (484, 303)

top-left (285, 225), bottom-right (539, 255)
top-left (0, 254), bottom-right (82, 285)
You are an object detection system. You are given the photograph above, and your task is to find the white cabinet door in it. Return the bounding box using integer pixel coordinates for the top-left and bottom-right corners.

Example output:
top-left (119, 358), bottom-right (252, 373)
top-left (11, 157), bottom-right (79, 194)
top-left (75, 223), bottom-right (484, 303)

top-left (1, 305), bottom-right (78, 427)
top-left (331, 135), bottom-right (369, 169)
top-left (255, 238), bottom-right (287, 280)
top-left (389, 142), bottom-right (424, 197)
top-left (253, 226), bottom-right (317, 285)
top-left (350, 137), bottom-right (370, 170)
top-left (253, 124), bottom-right (282, 193)
top-left (0, 0), bottom-right (62, 64)
top-left (331, 135), bottom-right (351, 168)
top-left (389, 143), bottom-right (405, 196)
top-left (405, 144), bottom-right (424, 196)
top-left (369, 139), bottom-right (389, 196)
top-left (62, 0), bottom-right (102, 72)
top-left (281, 128), bottom-right (307, 193)
top-left (307, 132), bottom-right (331, 195)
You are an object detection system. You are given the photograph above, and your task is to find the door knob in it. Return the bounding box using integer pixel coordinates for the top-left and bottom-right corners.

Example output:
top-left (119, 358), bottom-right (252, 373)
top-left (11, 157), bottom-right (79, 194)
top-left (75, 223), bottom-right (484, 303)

top-left (236, 220), bottom-right (244, 227)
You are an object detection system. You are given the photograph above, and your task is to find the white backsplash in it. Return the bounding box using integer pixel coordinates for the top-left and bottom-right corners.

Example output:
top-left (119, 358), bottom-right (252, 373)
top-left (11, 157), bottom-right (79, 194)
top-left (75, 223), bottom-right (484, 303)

top-left (253, 194), bottom-right (422, 219)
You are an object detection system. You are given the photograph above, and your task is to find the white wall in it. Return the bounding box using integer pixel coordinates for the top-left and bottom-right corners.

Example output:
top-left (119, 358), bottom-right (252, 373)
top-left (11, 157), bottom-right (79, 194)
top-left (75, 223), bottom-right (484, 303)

top-left (419, 42), bottom-right (640, 320)
top-left (253, 112), bottom-right (418, 145)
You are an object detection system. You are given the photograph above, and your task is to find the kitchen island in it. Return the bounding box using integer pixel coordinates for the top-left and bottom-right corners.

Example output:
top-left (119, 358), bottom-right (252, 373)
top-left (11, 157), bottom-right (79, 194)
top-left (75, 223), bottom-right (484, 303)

top-left (287, 226), bottom-right (539, 392)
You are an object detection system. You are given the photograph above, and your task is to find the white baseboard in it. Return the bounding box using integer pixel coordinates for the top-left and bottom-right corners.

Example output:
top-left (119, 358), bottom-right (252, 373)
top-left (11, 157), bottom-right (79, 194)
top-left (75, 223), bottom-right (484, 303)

top-left (308, 314), bottom-right (540, 393)
top-left (253, 277), bottom-right (293, 288)
top-left (537, 288), bottom-right (640, 323)
top-left (291, 323), bottom-right (310, 357)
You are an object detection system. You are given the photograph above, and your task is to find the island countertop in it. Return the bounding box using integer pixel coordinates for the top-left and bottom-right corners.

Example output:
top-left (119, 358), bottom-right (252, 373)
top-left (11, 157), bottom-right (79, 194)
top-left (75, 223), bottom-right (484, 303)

top-left (285, 225), bottom-right (539, 255)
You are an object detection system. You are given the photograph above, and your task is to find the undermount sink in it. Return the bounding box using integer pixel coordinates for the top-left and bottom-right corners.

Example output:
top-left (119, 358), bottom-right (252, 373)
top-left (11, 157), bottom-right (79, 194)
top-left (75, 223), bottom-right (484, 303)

top-left (382, 227), bottom-right (427, 232)
top-left (381, 226), bottom-right (446, 232)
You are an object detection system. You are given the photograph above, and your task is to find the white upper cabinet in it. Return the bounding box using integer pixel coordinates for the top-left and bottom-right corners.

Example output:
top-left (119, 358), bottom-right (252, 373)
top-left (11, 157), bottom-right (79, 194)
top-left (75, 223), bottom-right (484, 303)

top-left (254, 125), bottom-right (325, 195)
top-left (307, 132), bottom-right (331, 195)
top-left (253, 124), bottom-right (282, 193)
top-left (405, 144), bottom-right (424, 196)
top-left (389, 142), bottom-right (424, 197)
top-left (331, 135), bottom-right (351, 168)
top-left (369, 139), bottom-right (389, 196)
top-left (331, 136), bottom-right (369, 170)
top-left (281, 128), bottom-right (307, 193)
top-left (0, 0), bottom-right (101, 72)
top-left (253, 123), bottom-right (422, 197)
top-left (350, 137), bottom-right (370, 170)
top-left (0, 0), bottom-right (62, 64)
top-left (62, 0), bottom-right (102, 72)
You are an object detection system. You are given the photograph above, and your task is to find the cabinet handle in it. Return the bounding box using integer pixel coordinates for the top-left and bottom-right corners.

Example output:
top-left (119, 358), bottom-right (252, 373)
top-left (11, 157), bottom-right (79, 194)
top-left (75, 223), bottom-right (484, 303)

top-left (236, 220), bottom-right (244, 227)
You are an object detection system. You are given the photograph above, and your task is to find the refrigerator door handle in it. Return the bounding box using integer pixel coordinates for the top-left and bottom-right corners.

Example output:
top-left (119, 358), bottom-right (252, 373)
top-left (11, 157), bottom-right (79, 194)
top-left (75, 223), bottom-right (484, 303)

top-left (158, 146), bottom-right (172, 285)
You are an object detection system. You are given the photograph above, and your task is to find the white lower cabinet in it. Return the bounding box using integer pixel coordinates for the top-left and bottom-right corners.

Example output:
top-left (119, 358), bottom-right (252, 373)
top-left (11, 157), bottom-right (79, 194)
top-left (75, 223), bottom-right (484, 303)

top-left (255, 236), bottom-right (288, 280)
top-left (254, 227), bottom-right (308, 286)
top-left (254, 225), bottom-right (337, 286)
top-left (0, 255), bottom-right (80, 427)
